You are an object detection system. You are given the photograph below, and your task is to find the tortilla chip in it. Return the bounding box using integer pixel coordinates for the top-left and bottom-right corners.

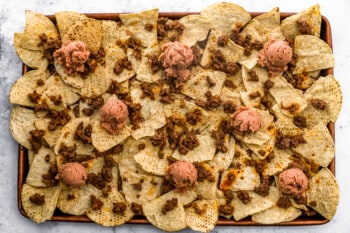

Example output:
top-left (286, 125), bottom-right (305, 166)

top-left (196, 163), bottom-right (219, 199)
top-left (62, 18), bottom-right (102, 52)
top-left (14, 33), bottom-right (48, 70)
top-left (119, 9), bottom-right (158, 48)
top-left (136, 43), bottom-right (162, 83)
top-left (200, 28), bottom-right (244, 68)
top-left (142, 190), bottom-right (197, 232)
top-left (55, 11), bottom-right (88, 38)
top-left (252, 206), bottom-right (302, 224)
top-left (21, 183), bottom-right (61, 223)
top-left (306, 168), bottom-right (339, 220)
top-left (121, 170), bottom-right (163, 204)
top-left (231, 186), bottom-right (279, 221)
top-left (293, 35), bottom-right (334, 74)
top-left (181, 69), bottom-right (226, 101)
top-left (185, 199), bottom-right (218, 232)
top-left (292, 122), bottom-right (334, 168)
top-left (271, 104), bottom-right (303, 136)
top-left (211, 135), bottom-right (235, 171)
top-left (24, 10), bottom-right (59, 39)
top-left (179, 15), bottom-right (212, 47)
top-left (104, 44), bottom-right (135, 83)
top-left (300, 74), bottom-right (342, 128)
top-left (101, 20), bottom-right (130, 49)
top-left (201, 2), bottom-right (251, 35)
top-left (263, 147), bottom-right (294, 176)
top-left (25, 147), bottom-right (56, 187)
top-left (9, 70), bottom-right (48, 107)
top-left (86, 188), bottom-right (134, 226)
top-left (220, 166), bottom-right (260, 191)
top-left (54, 117), bottom-right (95, 156)
top-left (281, 4), bottom-right (321, 41)
top-left (268, 75), bottom-right (307, 117)
top-left (57, 183), bottom-right (101, 216)
top-left (10, 106), bottom-right (36, 149)
top-left (44, 74), bottom-right (80, 105)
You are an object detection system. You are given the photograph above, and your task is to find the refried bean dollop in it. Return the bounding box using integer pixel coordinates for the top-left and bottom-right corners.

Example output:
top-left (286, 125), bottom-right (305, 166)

top-left (165, 160), bottom-right (198, 193)
top-left (158, 41), bottom-right (193, 87)
top-left (278, 168), bottom-right (308, 198)
top-left (257, 39), bottom-right (293, 76)
top-left (53, 41), bottom-right (90, 76)
top-left (99, 98), bottom-right (128, 135)
top-left (230, 107), bottom-right (262, 133)
top-left (55, 162), bottom-right (87, 188)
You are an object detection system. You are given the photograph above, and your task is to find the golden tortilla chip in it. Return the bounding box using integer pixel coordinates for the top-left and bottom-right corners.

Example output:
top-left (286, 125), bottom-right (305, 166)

top-left (55, 11), bottom-right (88, 38)
top-left (86, 188), bottom-right (134, 226)
top-left (232, 186), bottom-right (279, 221)
top-left (24, 10), bottom-right (59, 39)
top-left (306, 168), bottom-right (339, 220)
top-left (252, 206), bottom-right (302, 224)
top-left (142, 190), bottom-right (197, 232)
top-left (62, 18), bottom-right (102, 52)
top-left (21, 183), bottom-right (61, 223)
top-left (25, 147), bottom-right (56, 187)
top-left (201, 2), bottom-right (251, 35)
top-left (185, 199), bottom-right (218, 232)
top-left (220, 166), bottom-right (260, 191)
top-left (263, 147), bottom-right (294, 176)
top-left (181, 69), bottom-right (226, 101)
top-left (9, 70), bottom-right (48, 107)
top-left (136, 43), bottom-right (162, 83)
top-left (10, 105), bottom-right (36, 149)
top-left (121, 170), bottom-right (163, 205)
top-left (293, 35), bottom-right (334, 74)
top-left (211, 136), bottom-right (235, 171)
top-left (292, 122), bottom-right (334, 168)
top-left (196, 163), bottom-right (219, 199)
top-left (281, 4), bottom-right (321, 41)
top-left (14, 33), bottom-right (48, 70)
top-left (119, 9), bottom-right (159, 48)
top-left (101, 20), bottom-right (130, 49)
top-left (104, 44), bottom-right (135, 83)
top-left (268, 75), bottom-right (307, 117)
top-left (179, 15), bottom-right (212, 47)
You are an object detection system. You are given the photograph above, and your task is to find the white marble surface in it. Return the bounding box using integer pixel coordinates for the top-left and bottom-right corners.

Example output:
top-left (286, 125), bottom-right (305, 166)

top-left (1, 0), bottom-right (350, 232)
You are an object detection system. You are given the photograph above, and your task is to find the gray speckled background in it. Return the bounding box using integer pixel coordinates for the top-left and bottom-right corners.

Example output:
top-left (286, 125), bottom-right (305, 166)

top-left (1, 0), bottom-right (350, 232)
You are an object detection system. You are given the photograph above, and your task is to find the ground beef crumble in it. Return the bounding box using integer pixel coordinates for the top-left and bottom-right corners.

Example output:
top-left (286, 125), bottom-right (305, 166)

top-left (29, 193), bottom-right (45, 205)
top-left (162, 198), bottom-right (178, 215)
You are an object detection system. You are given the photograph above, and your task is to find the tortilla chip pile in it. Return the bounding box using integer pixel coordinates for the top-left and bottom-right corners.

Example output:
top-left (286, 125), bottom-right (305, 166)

top-left (10, 2), bottom-right (341, 231)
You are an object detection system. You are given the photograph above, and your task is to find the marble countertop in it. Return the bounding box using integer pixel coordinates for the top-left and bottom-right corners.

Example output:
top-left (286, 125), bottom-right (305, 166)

top-left (1, 0), bottom-right (349, 232)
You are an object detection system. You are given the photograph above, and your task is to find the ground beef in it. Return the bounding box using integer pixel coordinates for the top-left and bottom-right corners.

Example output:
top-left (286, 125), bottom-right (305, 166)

top-left (144, 23), bottom-right (154, 32)
top-left (126, 37), bottom-right (142, 60)
top-left (29, 193), bottom-right (45, 205)
top-left (222, 189), bottom-right (234, 201)
top-left (194, 162), bottom-right (216, 183)
top-left (229, 29), bottom-right (263, 56)
top-left (128, 103), bottom-right (144, 130)
top-left (101, 167), bottom-right (113, 182)
top-left (192, 202), bottom-right (208, 215)
top-left (293, 115), bottom-right (307, 128)
top-left (131, 202), bottom-right (143, 215)
top-left (209, 49), bottom-right (239, 75)
top-left (297, 19), bottom-right (313, 35)
top-left (206, 76), bottom-right (216, 87)
top-left (104, 154), bottom-right (118, 168)
top-left (87, 95), bottom-right (104, 109)
top-left (310, 99), bottom-right (327, 110)
top-left (82, 107), bottom-right (94, 116)
top-left (46, 109), bottom-right (71, 131)
top-left (248, 91), bottom-right (261, 100)
top-left (42, 163), bottom-right (59, 186)
top-left (264, 79), bottom-right (274, 89)
top-left (223, 100), bottom-right (236, 113)
top-left (224, 79), bottom-right (237, 89)
top-left (217, 35), bottom-right (229, 47)
top-left (281, 103), bottom-right (301, 115)
top-left (113, 202), bottom-right (127, 214)
top-left (74, 122), bottom-right (92, 144)
top-left (150, 128), bottom-right (167, 149)
top-left (140, 82), bottom-right (155, 100)
top-left (157, 18), bottom-right (184, 41)
top-left (254, 176), bottom-right (273, 197)
top-left (237, 191), bottom-right (251, 204)
top-left (247, 70), bottom-right (259, 81)
top-left (277, 196), bottom-right (292, 209)
top-left (205, 91), bottom-right (221, 109)
top-left (178, 130), bottom-right (199, 155)
top-left (162, 198), bottom-right (178, 215)
top-left (276, 131), bottom-right (307, 149)
top-left (219, 204), bottom-right (234, 215)
top-left (58, 143), bottom-right (76, 162)
top-left (72, 105), bottom-right (80, 118)
top-left (87, 173), bottom-right (107, 190)
top-left (114, 57), bottom-right (132, 75)
top-left (211, 120), bottom-right (232, 153)
top-left (28, 91), bottom-right (41, 104)
top-left (38, 33), bottom-right (62, 64)
top-left (28, 129), bottom-right (45, 154)
top-left (186, 109), bottom-right (202, 125)
top-left (159, 87), bottom-right (175, 104)
top-left (90, 195), bottom-right (103, 210)
top-left (191, 46), bottom-right (202, 66)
